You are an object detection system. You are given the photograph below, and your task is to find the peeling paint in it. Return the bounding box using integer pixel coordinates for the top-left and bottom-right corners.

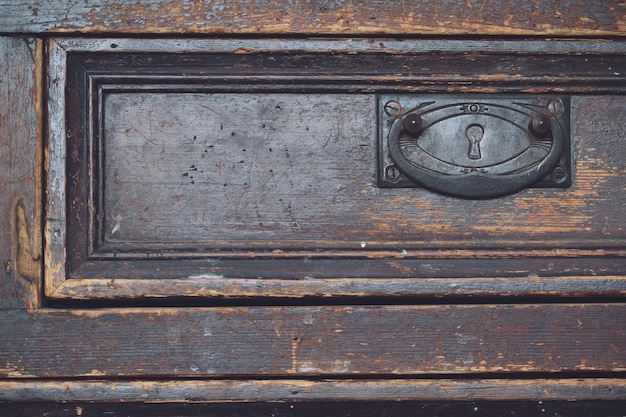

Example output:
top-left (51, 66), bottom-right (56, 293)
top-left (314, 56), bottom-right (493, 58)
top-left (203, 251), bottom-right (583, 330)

top-left (188, 274), bottom-right (225, 279)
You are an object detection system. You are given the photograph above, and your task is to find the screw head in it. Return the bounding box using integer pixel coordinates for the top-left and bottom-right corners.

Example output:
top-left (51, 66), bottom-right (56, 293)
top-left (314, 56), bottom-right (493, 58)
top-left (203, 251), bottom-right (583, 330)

top-left (383, 100), bottom-right (403, 117)
top-left (551, 165), bottom-right (568, 184)
top-left (546, 98), bottom-right (564, 116)
top-left (385, 165), bottom-right (402, 183)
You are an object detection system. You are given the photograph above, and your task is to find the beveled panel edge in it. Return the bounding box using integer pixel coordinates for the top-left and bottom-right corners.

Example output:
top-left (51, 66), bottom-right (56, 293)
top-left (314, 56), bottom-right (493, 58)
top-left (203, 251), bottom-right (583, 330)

top-left (44, 38), bottom-right (69, 298)
top-left (57, 38), bottom-right (626, 95)
top-left (2, 378), bottom-right (626, 402)
top-left (47, 275), bottom-right (626, 301)
top-left (50, 37), bottom-right (626, 55)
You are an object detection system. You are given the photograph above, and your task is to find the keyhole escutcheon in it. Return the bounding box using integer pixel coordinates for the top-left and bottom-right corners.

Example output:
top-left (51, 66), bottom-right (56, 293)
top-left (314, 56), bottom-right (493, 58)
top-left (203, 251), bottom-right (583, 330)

top-left (466, 124), bottom-right (484, 160)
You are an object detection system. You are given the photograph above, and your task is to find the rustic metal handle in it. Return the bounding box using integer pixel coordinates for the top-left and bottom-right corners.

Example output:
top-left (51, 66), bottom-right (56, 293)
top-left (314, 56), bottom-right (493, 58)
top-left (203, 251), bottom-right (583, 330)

top-left (384, 97), bottom-right (567, 199)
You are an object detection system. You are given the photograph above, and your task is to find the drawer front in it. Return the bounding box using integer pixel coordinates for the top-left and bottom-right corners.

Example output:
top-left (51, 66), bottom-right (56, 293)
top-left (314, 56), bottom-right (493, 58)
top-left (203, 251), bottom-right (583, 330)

top-left (45, 38), bottom-right (626, 301)
top-left (1, 1), bottom-right (626, 409)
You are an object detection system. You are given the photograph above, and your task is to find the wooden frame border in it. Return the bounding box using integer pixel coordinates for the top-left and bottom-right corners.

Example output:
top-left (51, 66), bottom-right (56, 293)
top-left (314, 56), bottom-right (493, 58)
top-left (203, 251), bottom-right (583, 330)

top-left (1, 1), bottom-right (626, 36)
top-left (44, 38), bottom-right (626, 301)
top-left (0, 33), bottom-right (626, 410)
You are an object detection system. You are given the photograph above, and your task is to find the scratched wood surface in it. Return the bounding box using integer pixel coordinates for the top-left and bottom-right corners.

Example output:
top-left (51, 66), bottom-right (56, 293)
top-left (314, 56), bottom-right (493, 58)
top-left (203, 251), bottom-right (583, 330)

top-left (3, 379), bottom-right (626, 402)
top-left (43, 39), bottom-right (626, 301)
top-left (101, 92), bottom-right (376, 245)
top-left (98, 93), bottom-right (626, 248)
top-left (0, 37), bottom-right (41, 310)
top-left (0, 0), bottom-right (625, 36)
top-left (1, 0), bottom-right (626, 411)
top-left (1, 304), bottom-right (625, 378)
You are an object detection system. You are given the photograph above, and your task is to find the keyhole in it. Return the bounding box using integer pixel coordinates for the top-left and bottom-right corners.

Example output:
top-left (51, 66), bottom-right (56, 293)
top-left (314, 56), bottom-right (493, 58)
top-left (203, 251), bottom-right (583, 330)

top-left (466, 124), bottom-right (484, 160)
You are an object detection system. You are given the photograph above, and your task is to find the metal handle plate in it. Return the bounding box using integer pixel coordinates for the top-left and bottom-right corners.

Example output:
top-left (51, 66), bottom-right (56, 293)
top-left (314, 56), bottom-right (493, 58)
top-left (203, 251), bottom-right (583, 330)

top-left (378, 95), bottom-right (570, 199)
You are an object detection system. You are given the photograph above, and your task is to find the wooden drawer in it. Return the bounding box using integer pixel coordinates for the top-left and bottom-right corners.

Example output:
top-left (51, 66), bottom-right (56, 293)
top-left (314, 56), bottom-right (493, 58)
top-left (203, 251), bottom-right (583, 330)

top-left (2, 1), bottom-right (626, 411)
top-left (44, 38), bottom-right (626, 301)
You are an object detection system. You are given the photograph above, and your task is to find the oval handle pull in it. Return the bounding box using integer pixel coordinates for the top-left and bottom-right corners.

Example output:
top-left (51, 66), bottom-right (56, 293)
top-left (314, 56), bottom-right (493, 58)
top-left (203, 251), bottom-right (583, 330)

top-left (382, 96), bottom-right (569, 199)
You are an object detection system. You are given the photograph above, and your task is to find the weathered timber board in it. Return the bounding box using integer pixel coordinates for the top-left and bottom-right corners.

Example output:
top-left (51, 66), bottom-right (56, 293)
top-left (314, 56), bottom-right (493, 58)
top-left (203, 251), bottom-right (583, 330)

top-left (49, 274), bottom-right (626, 301)
top-left (0, 37), bottom-right (41, 310)
top-left (2, 378), bottom-right (626, 402)
top-left (100, 92), bottom-right (376, 245)
top-left (0, 0), bottom-right (624, 36)
top-left (1, 304), bottom-right (625, 378)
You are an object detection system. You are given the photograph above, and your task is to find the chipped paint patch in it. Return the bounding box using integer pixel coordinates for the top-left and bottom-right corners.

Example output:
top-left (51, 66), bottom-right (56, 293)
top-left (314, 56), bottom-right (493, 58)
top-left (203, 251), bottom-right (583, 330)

top-left (188, 273), bottom-right (225, 279)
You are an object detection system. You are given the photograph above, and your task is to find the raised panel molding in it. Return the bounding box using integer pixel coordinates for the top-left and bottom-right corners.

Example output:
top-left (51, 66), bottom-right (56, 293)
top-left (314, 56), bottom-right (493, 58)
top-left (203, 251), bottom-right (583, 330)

top-left (44, 38), bottom-right (626, 301)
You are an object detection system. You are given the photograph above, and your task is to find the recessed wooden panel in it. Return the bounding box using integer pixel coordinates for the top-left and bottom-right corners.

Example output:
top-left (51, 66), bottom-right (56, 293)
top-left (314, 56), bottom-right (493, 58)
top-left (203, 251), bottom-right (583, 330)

top-left (102, 92), bottom-right (375, 246)
top-left (45, 38), bottom-right (626, 300)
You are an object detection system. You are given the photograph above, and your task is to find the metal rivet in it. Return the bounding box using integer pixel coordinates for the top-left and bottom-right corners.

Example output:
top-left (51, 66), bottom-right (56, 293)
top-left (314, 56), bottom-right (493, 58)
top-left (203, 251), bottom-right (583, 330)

top-left (529, 114), bottom-right (551, 136)
top-left (402, 113), bottom-right (423, 133)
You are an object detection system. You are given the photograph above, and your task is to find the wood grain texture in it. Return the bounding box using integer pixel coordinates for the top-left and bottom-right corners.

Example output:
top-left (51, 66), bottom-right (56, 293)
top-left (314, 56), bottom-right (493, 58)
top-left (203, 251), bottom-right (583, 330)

top-left (44, 38), bottom-right (626, 300)
top-left (94, 93), bottom-right (626, 247)
top-left (0, 0), bottom-right (625, 410)
top-left (2, 378), bottom-right (626, 402)
top-left (0, 0), bottom-right (625, 36)
top-left (1, 304), bottom-right (625, 378)
top-left (0, 37), bottom-right (41, 310)
top-left (49, 273), bottom-right (626, 301)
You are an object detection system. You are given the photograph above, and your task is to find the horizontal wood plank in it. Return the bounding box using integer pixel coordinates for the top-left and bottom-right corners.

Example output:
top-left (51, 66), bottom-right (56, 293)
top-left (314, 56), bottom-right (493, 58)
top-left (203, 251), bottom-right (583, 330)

top-left (0, 1), bottom-right (625, 36)
top-left (1, 304), bottom-right (625, 378)
top-left (2, 378), bottom-right (626, 402)
top-left (49, 275), bottom-right (626, 300)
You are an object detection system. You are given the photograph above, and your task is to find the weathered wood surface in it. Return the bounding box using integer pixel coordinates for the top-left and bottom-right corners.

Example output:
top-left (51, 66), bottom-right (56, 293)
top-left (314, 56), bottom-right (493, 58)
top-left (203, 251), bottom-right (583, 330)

top-left (0, 4), bottom-right (625, 409)
top-left (3, 378), bottom-right (626, 402)
top-left (1, 304), bottom-right (625, 378)
top-left (0, 0), bottom-right (624, 36)
top-left (49, 274), bottom-right (626, 301)
top-left (44, 38), bottom-right (626, 300)
top-left (58, 38), bottom-right (626, 253)
top-left (0, 37), bottom-right (41, 310)
top-left (95, 93), bottom-right (626, 247)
